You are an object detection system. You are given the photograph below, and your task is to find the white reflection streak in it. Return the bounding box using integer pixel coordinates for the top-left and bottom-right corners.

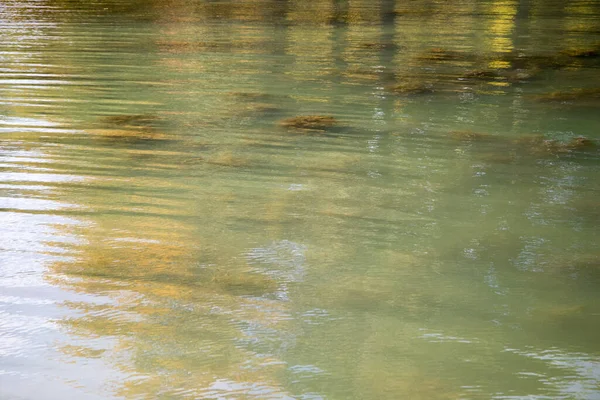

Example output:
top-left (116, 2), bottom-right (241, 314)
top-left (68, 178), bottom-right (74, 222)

top-left (502, 347), bottom-right (600, 399)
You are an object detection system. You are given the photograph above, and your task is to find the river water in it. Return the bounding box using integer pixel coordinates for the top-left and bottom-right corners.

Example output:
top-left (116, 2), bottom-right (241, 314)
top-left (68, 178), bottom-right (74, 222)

top-left (1, 1), bottom-right (599, 399)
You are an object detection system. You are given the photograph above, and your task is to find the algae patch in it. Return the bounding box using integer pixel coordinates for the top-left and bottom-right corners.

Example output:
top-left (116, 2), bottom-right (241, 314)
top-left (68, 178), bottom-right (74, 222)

top-left (278, 115), bottom-right (338, 132)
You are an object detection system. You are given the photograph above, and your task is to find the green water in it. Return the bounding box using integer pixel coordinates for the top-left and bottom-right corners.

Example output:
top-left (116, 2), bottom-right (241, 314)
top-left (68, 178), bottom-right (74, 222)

top-left (1, 1), bottom-right (599, 399)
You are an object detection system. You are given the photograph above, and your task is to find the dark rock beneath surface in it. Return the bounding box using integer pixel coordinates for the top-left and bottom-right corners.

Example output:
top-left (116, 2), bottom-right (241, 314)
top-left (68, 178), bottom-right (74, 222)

top-left (567, 136), bottom-right (596, 150)
top-left (514, 135), bottom-right (596, 156)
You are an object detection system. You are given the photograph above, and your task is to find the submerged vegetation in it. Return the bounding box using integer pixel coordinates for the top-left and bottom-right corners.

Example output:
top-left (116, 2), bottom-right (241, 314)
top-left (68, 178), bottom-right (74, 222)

top-left (532, 88), bottom-right (600, 105)
top-left (278, 115), bottom-right (338, 132)
top-left (512, 135), bottom-right (597, 156)
top-left (87, 113), bottom-right (171, 142)
top-left (99, 114), bottom-right (161, 127)
top-left (387, 82), bottom-right (435, 95)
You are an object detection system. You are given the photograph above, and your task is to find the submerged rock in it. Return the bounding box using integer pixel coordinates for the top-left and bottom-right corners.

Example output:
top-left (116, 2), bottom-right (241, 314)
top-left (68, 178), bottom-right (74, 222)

top-left (278, 115), bottom-right (338, 132)
top-left (568, 136), bottom-right (596, 150)
top-left (505, 67), bottom-right (541, 83)
top-left (513, 134), bottom-right (596, 156)
top-left (513, 135), bottom-right (568, 155)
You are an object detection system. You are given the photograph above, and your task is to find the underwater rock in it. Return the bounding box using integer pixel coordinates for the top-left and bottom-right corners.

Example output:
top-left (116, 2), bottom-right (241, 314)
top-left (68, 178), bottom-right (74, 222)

top-left (505, 67), bottom-right (541, 83)
top-left (278, 115), bottom-right (338, 132)
top-left (513, 135), bottom-right (569, 155)
top-left (567, 136), bottom-right (596, 150)
top-left (512, 135), bottom-right (597, 156)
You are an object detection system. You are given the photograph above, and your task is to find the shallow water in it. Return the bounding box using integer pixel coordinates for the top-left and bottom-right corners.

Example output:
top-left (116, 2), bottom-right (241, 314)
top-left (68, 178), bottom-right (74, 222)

top-left (1, 1), bottom-right (600, 399)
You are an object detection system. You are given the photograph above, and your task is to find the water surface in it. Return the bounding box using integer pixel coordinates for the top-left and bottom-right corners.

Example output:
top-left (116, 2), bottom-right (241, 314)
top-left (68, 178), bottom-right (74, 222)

top-left (1, 1), bottom-right (600, 399)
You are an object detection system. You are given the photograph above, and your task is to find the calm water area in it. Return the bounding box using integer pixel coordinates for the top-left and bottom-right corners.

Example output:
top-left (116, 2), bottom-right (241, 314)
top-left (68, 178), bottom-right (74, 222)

top-left (1, 0), bottom-right (600, 398)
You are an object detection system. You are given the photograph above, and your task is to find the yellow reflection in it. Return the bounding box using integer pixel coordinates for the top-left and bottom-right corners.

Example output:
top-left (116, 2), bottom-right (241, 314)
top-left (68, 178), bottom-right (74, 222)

top-left (286, 0), bottom-right (334, 25)
top-left (284, 22), bottom-right (335, 96)
top-left (482, 0), bottom-right (517, 56)
top-left (347, 0), bottom-right (380, 24)
top-left (562, 2), bottom-right (599, 56)
top-left (51, 204), bottom-right (292, 397)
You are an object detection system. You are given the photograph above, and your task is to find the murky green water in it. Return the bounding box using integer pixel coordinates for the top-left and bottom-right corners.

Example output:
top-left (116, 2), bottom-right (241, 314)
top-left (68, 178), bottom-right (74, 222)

top-left (1, 1), bottom-right (600, 399)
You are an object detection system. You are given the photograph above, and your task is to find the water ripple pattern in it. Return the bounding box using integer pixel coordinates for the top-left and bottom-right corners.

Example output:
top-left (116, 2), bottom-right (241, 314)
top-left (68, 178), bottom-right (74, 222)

top-left (1, 0), bottom-right (599, 399)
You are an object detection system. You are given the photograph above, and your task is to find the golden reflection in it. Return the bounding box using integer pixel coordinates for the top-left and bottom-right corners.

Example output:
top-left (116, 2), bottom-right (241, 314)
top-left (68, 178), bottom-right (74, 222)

top-left (482, 0), bottom-right (517, 55)
top-left (286, 0), bottom-right (334, 25)
top-left (60, 344), bottom-right (107, 359)
top-left (346, 0), bottom-right (381, 24)
top-left (562, 2), bottom-right (600, 56)
top-left (50, 203), bottom-right (292, 397)
top-left (284, 25), bottom-right (335, 88)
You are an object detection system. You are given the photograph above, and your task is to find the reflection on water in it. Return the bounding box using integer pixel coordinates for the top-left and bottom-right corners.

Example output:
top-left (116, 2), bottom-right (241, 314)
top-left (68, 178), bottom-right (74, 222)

top-left (1, 0), bottom-right (599, 398)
